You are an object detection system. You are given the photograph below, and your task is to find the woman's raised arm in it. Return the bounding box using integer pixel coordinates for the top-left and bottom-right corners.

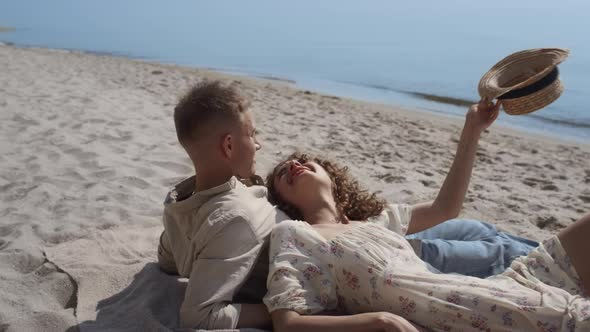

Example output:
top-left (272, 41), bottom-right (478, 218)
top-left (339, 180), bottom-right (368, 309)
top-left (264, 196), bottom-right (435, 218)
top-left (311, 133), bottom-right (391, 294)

top-left (407, 101), bottom-right (501, 235)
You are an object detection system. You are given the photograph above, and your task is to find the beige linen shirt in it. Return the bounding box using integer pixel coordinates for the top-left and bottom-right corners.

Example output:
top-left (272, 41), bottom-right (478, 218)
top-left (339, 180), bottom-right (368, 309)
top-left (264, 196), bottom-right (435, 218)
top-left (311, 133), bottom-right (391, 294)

top-left (157, 176), bottom-right (286, 330)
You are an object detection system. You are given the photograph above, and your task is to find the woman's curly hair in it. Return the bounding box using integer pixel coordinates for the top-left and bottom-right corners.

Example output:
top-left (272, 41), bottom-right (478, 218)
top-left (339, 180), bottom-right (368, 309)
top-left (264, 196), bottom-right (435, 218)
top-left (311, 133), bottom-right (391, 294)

top-left (266, 152), bottom-right (386, 221)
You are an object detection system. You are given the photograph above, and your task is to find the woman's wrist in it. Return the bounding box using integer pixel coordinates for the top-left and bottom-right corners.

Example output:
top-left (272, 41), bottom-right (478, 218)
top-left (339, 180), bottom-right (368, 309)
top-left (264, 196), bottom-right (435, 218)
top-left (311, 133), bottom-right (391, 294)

top-left (369, 312), bottom-right (403, 331)
top-left (370, 312), bottom-right (388, 330)
top-left (461, 121), bottom-right (483, 140)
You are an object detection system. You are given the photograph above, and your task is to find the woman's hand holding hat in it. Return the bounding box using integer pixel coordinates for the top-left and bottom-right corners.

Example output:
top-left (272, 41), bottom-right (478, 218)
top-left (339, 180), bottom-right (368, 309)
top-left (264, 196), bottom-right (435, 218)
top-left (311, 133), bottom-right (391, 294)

top-left (465, 100), bottom-right (501, 134)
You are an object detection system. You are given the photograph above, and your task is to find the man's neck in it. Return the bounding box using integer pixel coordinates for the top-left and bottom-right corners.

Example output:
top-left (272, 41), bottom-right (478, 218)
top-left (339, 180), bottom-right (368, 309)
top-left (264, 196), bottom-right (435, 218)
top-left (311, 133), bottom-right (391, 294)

top-left (193, 168), bottom-right (234, 193)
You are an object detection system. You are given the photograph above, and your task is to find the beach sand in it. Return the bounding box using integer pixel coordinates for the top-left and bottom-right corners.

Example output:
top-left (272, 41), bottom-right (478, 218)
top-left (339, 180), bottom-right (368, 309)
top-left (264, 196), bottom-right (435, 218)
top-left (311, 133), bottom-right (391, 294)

top-left (1, 45), bottom-right (589, 331)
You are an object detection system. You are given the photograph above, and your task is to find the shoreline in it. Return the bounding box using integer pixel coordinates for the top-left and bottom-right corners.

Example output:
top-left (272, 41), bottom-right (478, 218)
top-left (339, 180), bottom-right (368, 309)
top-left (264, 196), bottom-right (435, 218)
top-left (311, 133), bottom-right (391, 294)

top-left (2, 43), bottom-right (588, 223)
top-left (1, 41), bottom-right (588, 145)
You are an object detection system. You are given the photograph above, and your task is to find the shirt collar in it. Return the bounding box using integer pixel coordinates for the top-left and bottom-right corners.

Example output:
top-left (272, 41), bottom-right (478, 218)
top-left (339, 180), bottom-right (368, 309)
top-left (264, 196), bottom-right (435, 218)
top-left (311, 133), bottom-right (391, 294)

top-left (164, 176), bottom-right (241, 212)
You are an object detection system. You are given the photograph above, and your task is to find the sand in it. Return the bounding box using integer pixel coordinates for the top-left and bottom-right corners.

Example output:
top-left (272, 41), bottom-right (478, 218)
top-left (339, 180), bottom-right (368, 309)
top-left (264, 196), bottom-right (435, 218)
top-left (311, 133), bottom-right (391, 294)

top-left (0, 44), bottom-right (589, 331)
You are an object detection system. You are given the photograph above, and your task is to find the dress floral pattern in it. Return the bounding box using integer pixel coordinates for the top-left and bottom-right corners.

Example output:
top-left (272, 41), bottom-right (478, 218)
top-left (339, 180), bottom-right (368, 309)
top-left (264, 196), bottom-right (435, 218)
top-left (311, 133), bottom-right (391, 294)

top-left (263, 204), bottom-right (590, 331)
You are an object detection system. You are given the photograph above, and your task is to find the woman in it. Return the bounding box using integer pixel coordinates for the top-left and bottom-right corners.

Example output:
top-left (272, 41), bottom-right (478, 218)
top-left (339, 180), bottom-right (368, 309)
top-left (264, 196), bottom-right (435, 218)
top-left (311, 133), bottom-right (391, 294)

top-left (263, 101), bottom-right (590, 331)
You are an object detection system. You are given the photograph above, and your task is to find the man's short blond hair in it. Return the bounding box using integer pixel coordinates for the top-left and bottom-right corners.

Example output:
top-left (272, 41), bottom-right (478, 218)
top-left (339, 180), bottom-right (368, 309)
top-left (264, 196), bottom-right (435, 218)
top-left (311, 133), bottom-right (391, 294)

top-left (174, 81), bottom-right (249, 147)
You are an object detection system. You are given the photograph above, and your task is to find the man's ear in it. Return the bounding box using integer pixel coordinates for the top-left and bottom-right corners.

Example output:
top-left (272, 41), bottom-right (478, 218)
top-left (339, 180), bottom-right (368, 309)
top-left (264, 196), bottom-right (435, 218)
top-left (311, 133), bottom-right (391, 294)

top-left (221, 133), bottom-right (232, 160)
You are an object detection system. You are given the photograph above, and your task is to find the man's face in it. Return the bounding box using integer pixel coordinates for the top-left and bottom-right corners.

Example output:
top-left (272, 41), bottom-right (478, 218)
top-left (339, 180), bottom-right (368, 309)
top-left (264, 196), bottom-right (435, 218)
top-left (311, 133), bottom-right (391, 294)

top-left (230, 109), bottom-right (261, 178)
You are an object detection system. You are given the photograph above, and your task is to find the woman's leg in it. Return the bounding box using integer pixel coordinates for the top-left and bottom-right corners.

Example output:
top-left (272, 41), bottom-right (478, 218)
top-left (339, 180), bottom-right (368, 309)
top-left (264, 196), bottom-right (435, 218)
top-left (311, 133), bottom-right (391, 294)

top-left (408, 219), bottom-right (538, 277)
top-left (557, 212), bottom-right (590, 296)
top-left (407, 219), bottom-right (497, 241)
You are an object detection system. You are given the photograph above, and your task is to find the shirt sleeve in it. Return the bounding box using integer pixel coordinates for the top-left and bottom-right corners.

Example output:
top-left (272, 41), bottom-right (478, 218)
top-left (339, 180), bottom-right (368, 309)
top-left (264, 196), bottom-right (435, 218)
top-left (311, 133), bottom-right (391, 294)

top-left (157, 230), bottom-right (179, 275)
top-left (264, 221), bottom-right (336, 315)
top-left (384, 203), bottom-right (412, 236)
top-left (179, 215), bottom-right (263, 330)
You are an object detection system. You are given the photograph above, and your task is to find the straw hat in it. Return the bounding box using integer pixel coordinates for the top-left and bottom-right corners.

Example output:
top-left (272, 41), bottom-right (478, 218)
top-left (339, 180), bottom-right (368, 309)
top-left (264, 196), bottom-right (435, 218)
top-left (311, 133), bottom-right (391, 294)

top-left (478, 48), bottom-right (569, 115)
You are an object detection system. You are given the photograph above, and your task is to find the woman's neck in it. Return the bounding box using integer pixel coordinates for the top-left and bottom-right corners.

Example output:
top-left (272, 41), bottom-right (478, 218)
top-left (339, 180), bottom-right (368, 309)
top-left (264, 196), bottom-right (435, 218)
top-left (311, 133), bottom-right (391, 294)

top-left (301, 199), bottom-right (344, 225)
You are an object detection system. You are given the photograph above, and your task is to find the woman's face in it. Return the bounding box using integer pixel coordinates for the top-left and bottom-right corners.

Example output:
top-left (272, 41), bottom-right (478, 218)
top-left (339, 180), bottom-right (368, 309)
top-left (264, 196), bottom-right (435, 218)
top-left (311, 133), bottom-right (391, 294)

top-left (272, 158), bottom-right (334, 210)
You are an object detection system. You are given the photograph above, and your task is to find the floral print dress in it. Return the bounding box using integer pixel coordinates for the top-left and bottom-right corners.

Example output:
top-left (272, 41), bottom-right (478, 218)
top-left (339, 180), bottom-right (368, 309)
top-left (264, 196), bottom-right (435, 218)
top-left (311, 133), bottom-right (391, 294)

top-left (263, 204), bottom-right (590, 332)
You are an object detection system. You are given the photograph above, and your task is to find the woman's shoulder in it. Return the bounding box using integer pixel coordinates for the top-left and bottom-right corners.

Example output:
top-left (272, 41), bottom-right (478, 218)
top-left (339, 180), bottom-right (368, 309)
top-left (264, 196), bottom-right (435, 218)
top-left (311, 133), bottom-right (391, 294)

top-left (368, 203), bottom-right (412, 235)
top-left (270, 220), bottom-right (318, 252)
top-left (385, 203), bottom-right (412, 217)
top-left (368, 203), bottom-right (410, 220)
top-left (272, 219), bottom-right (309, 236)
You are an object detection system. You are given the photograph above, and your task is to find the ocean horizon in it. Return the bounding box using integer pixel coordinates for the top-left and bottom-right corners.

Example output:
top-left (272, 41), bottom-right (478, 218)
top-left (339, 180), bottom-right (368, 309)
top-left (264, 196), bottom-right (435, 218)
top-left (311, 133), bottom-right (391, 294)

top-left (1, 0), bottom-right (588, 142)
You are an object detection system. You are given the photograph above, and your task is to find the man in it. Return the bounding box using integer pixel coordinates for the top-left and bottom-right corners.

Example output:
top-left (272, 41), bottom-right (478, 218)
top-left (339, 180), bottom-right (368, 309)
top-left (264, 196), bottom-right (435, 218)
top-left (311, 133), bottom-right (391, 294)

top-left (157, 81), bottom-right (280, 330)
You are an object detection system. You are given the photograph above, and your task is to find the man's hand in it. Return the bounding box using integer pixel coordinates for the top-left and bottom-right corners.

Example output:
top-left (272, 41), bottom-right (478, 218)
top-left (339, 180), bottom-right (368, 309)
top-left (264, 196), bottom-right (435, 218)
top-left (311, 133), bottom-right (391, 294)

top-left (465, 99), bottom-right (501, 133)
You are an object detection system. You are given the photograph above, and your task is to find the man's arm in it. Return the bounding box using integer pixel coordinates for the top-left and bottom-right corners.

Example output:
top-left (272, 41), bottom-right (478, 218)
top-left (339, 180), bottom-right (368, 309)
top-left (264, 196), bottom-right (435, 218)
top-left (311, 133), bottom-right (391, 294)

top-left (180, 216), bottom-right (271, 330)
top-left (157, 230), bottom-right (178, 275)
top-left (407, 101), bottom-right (500, 235)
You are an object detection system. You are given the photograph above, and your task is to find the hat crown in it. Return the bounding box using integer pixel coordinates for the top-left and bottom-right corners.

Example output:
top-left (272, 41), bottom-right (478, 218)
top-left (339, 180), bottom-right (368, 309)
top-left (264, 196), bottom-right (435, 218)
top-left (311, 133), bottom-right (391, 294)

top-left (478, 48), bottom-right (569, 115)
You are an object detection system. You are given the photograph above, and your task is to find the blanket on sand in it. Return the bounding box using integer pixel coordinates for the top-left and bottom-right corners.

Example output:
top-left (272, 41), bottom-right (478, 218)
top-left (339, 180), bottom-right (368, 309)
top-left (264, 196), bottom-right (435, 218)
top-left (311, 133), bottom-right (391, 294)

top-left (45, 226), bottom-right (267, 332)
